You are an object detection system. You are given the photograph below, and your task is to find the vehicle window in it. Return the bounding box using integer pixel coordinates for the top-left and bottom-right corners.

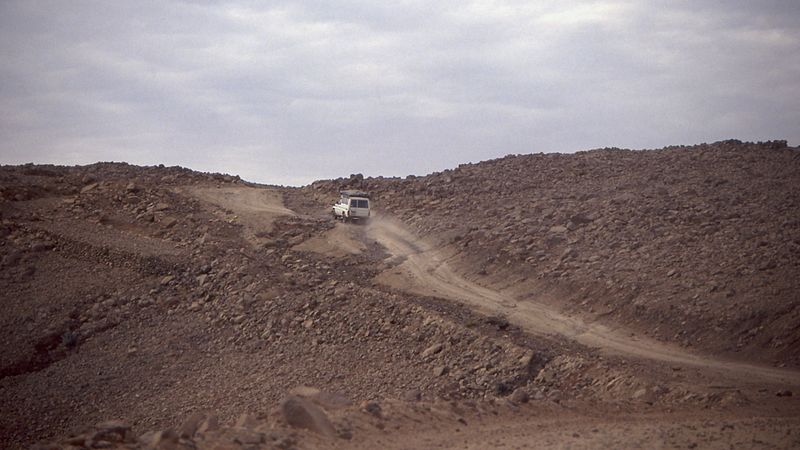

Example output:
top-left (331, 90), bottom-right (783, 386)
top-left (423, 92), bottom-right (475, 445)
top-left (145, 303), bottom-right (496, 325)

top-left (360, 200), bottom-right (369, 208)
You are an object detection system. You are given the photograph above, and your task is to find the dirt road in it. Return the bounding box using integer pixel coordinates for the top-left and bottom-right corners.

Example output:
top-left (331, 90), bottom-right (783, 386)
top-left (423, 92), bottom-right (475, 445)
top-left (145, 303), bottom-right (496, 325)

top-left (292, 223), bottom-right (366, 257)
top-left (188, 185), bottom-right (293, 246)
top-left (366, 216), bottom-right (800, 387)
top-left (182, 185), bottom-right (800, 388)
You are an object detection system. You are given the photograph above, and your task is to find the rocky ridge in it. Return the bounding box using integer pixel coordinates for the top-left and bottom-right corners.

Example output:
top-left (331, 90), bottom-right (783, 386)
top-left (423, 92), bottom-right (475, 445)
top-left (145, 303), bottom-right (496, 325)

top-left (307, 140), bottom-right (800, 366)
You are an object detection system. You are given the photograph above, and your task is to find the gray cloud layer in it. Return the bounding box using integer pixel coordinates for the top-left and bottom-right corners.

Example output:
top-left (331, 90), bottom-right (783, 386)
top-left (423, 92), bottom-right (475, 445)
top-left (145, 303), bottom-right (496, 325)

top-left (1, 1), bottom-right (798, 185)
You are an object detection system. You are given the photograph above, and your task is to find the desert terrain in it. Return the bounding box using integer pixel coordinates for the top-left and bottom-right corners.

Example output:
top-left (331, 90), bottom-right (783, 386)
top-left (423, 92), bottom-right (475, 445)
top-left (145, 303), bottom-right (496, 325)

top-left (1, 139), bottom-right (799, 449)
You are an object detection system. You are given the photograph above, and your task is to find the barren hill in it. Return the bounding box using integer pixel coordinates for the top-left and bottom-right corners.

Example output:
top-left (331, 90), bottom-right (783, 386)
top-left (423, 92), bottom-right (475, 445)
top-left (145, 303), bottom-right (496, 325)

top-left (1, 140), bottom-right (799, 449)
top-left (308, 139), bottom-right (800, 366)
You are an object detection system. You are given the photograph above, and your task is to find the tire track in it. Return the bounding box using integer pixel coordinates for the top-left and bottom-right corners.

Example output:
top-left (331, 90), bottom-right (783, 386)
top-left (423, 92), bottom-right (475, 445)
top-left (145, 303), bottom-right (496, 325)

top-left (366, 216), bottom-right (800, 387)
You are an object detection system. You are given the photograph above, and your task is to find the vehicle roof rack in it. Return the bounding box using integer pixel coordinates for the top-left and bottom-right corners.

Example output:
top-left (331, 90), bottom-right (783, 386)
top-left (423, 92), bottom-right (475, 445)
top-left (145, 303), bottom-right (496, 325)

top-left (340, 190), bottom-right (370, 198)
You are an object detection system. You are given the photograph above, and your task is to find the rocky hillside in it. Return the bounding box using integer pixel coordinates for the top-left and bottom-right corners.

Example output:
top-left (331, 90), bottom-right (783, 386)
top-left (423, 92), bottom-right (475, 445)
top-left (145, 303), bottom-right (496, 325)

top-left (0, 162), bottom-right (571, 448)
top-left (3, 143), bottom-right (799, 449)
top-left (308, 140), bottom-right (800, 366)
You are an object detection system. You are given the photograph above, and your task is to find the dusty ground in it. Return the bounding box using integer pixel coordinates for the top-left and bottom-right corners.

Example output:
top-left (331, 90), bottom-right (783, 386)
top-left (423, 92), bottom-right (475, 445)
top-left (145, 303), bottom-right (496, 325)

top-left (309, 140), bottom-right (800, 368)
top-left (368, 215), bottom-right (798, 387)
top-left (1, 141), bottom-right (799, 449)
top-left (292, 223), bottom-right (366, 257)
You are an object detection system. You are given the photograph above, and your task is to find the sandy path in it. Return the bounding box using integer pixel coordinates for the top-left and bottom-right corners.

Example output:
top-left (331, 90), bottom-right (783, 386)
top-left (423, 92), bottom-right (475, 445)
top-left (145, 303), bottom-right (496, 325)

top-left (188, 186), bottom-right (293, 245)
top-left (292, 223), bottom-right (366, 256)
top-left (367, 216), bottom-right (800, 387)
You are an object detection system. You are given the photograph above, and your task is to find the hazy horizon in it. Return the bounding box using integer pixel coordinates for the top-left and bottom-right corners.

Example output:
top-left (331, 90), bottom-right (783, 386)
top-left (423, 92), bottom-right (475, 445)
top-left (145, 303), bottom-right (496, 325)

top-left (2, 138), bottom-right (795, 188)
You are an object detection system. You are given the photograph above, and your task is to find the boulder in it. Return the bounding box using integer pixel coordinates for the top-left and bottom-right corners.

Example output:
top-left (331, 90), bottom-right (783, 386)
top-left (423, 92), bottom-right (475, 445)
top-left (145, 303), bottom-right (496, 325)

top-left (279, 395), bottom-right (336, 438)
top-left (510, 388), bottom-right (530, 404)
top-left (178, 413), bottom-right (205, 439)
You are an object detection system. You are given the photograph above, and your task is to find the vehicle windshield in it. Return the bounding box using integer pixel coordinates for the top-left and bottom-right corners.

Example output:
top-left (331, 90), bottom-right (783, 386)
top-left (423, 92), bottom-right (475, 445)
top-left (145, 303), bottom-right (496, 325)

top-left (350, 199), bottom-right (369, 208)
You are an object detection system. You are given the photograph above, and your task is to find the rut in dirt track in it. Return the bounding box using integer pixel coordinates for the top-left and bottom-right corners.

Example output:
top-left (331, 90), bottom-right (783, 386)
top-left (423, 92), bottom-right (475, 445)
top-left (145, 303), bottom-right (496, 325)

top-left (365, 216), bottom-right (800, 387)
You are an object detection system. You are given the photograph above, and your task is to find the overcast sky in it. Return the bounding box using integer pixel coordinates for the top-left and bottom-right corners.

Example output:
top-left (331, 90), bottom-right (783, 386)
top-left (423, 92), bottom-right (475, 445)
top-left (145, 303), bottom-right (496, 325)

top-left (1, 1), bottom-right (798, 185)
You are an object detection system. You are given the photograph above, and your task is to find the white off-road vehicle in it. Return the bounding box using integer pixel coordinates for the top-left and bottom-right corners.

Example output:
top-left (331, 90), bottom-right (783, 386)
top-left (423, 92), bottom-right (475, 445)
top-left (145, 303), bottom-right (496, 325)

top-left (332, 190), bottom-right (371, 223)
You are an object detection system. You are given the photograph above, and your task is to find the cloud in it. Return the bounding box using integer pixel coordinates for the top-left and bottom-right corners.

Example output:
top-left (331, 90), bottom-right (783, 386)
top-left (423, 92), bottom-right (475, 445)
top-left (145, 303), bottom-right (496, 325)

top-left (1, 0), bottom-right (798, 185)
